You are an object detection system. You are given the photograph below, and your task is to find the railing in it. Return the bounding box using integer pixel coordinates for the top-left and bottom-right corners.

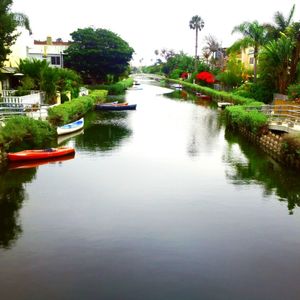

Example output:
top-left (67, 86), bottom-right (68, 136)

top-left (245, 104), bottom-right (300, 131)
top-left (0, 102), bottom-right (49, 121)
top-left (1, 90), bottom-right (46, 105)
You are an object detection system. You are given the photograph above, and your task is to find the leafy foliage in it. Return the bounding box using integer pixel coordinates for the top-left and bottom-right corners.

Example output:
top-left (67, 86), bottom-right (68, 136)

top-left (259, 35), bottom-right (295, 93)
top-left (287, 84), bottom-right (300, 100)
top-left (0, 0), bottom-right (31, 67)
top-left (89, 78), bottom-right (133, 95)
top-left (216, 54), bottom-right (248, 89)
top-left (47, 90), bottom-right (108, 126)
top-left (0, 116), bottom-right (55, 151)
top-left (225, 105), bottom-right (268, 133)
top-left (64, 27), bottom-right (134, 84)
top-left (18, 59), bottom-right (82, 103)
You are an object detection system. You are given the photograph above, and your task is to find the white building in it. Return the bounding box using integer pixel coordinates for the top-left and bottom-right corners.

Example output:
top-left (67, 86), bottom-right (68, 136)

top-left (27, 36), bottom-right (70, 68)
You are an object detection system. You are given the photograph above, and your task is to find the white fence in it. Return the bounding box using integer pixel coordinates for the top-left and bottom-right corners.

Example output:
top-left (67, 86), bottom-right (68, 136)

top-left (1, 90), bottom-right (45, 106)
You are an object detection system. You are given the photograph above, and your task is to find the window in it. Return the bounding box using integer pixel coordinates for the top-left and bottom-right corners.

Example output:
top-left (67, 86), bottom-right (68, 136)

top-left (51, 56), bottom-right (61, 66)
top-left (249, 57), bottom-right (254, 65)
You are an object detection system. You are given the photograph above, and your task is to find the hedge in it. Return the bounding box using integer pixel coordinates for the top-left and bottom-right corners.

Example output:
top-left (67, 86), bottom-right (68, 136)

top-left (48, 90), bottom-right (108, 126)
top-left (0, 116), bottom-right (56, 151)
top-left (166, 78), bottom-right (262, 106)
top-left (88, 78), bottom-right (134, 95)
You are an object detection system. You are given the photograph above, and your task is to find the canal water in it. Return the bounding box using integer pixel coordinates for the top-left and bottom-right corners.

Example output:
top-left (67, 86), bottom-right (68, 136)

top-left (1, 78), bottom-right (300, 300)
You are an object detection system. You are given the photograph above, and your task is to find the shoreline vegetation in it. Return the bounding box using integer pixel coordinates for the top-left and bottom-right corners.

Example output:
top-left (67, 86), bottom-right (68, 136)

top-left (165, 78), bottom-right (300, 169)
top-left (0, 78), bottom-right (134, 161)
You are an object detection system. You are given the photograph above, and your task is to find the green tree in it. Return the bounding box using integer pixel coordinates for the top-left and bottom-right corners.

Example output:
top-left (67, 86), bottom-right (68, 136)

top-left (216, 53), bottom-right (247, 89)
top-left (189, 15), bottom-right (205, 71)
top-left (64, 27), bottom-right (134, 84)
top-left (259, 34), bottom-right (295, 93)
top-left (264, 5), bottom-right (295, 40)
top-left (230, 21), bottom-right (267, 82)
top-left (0, 0), bottom-right (31, 67)
top-left (18, 58), bottom-right (82, 103)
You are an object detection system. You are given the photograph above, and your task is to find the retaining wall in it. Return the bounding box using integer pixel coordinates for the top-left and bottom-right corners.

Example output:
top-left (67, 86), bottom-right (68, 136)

top-left (238, 127), bottom-right (300, 169)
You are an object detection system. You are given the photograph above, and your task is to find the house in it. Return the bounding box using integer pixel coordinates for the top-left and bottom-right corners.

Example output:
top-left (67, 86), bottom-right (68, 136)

top-left (239, 47), bottom-right (255, 69)
top-left (27, 36), bottom-right (70, 68)
top-left (1, 34), bottom-right (70, 93)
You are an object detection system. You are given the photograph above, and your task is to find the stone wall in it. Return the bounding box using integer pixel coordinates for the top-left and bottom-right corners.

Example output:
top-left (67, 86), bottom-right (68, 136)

top-left (239, 127), bottom-right (300, 170)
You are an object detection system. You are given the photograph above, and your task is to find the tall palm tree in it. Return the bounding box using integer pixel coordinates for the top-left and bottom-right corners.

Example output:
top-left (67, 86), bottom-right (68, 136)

top-left (231, 21), bottom-right (267, 82)
top-left (265, 4), bottom-right (295, 39)
top-left (259, 35), bottom-right (295, 93)
top-left (189, 15), bottom-right (204, 71)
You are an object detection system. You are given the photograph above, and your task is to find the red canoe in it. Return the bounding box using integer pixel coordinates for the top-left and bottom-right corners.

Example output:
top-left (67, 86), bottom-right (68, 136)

top-left (8, 153), bottom-right (75, 169)
top-left (7, 147), bottom-right (75, 161)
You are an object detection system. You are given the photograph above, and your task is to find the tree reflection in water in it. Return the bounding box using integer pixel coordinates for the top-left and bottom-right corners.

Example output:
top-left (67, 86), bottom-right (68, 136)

top-left (224, 129), bottom-right (300, 214)
top-left (75, 111), bottom-right (132, 152)
top-left (0, 167), bottom-right (36, 249)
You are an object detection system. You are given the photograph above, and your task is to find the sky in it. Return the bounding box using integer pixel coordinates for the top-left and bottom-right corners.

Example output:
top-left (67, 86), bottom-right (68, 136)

top-left (12, 0), bottom-right (300, 66)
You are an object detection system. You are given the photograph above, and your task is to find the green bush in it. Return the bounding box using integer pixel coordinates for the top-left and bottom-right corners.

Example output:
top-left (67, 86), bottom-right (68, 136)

top-left (287, 84), bottom-right (300, 100)
top-left (0, 116), bottom-right (56, 151)
top-left (166, 78), bottom-right (260, 106)
top-left (48, 90), bottom-right (108, 126)
top-left (233, 82), bottom-right (273, 103)
top-left (225, 105), bottom-right (268, 133)
top-left (89, 78), bottom-right (133, 95)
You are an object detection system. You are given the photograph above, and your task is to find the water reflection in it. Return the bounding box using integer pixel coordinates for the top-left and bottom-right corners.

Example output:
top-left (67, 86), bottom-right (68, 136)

top-left (224, 129), bottom-right (300, 213)
top-left (0, 168), bottom-right (36, 249)
top-left (75, 111), bottom-right (132, 152)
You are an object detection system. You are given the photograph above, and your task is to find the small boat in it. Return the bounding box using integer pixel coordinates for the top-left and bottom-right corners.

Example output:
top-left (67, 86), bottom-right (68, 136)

top-left (57, 118), bottom-right (84, 136)
top-left (99, 101), bottom-right (118, 106)
top-left (8, 153), bottom-right (75, 170)
top-left (196, 92), bottom-right (211, 100)
top-left (7, 147), bottom-right (75, 162)
top-left (95, 103), bottom-right (137, 111)
top-left (170, 83), bottom-right (182, 90)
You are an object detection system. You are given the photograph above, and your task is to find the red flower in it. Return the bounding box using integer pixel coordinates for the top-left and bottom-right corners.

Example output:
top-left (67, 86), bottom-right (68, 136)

top-left (196, 71), bottom-right (215, 84)
top-left (181, 72), bottom-right (189, 79)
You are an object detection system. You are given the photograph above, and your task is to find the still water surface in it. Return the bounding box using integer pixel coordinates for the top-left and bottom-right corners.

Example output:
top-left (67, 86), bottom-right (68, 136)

top-left (1, 78), bottom-right (300, 299)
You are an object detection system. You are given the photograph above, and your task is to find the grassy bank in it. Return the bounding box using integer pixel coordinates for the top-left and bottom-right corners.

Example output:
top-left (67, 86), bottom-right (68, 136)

top-left (166, 78), bottom-right (263, 106)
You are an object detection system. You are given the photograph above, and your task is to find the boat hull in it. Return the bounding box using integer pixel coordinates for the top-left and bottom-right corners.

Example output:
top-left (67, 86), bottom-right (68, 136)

top-left (96, 104), bottom-right (137, 111)
top-left (7, 147), bottom-right (75, 161)
top-left (57, 118), bottom-right (84, 136)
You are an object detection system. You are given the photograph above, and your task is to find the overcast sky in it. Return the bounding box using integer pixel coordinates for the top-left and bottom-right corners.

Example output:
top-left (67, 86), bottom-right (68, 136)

top-left (12, 0), bottom-right (299, 65)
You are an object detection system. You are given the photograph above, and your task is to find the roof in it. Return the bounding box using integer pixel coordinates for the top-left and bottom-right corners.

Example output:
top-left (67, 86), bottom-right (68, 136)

top-left (34, 40), bottom-right (70, 46)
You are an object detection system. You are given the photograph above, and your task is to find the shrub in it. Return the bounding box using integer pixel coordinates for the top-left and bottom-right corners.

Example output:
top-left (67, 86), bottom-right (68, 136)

top-left (0, 116), bottom-right (56, 151)
top-left (287, 84), bottom-right (300, 100)
top-left (225, 105), bottom-right (268, 133)
top-left (89, 78), bottom-right (133, 95)
top-left (48, 90), bottom-right (108, 126)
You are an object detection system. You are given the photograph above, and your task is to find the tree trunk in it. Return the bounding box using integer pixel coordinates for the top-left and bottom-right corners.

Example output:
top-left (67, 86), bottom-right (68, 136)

top-left (253, 46), bottom-right (258, 83)
top-left (195, 28), bottom-right (198, 71)
top-left (289, 36), bottom-right (300, 84)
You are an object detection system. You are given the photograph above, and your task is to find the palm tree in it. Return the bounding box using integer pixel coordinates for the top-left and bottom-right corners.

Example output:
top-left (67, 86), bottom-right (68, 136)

top-left (203, 35), bottom-right (224, 68)
top-left (231, 21), bottom-right (267, 82)
top-left (189, 15), bottom-right (204, 71)
top-left (265, 5), bottom-right (295, 39)
top-left (259, 35), bottom-right (295, 93)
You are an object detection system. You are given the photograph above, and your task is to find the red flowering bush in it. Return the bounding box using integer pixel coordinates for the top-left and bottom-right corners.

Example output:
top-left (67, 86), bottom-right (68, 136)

top-left (196, 71), bottom-right (215, 84)
top-left (181, 72), bottom-right (189, 79)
